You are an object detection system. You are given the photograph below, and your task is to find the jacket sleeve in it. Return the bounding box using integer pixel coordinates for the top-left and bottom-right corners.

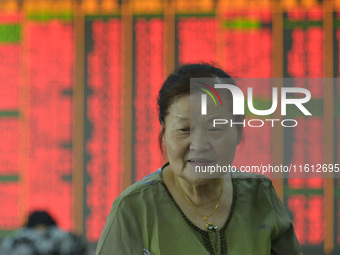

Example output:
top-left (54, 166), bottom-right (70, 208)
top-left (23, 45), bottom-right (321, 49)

top-left (267, 181), bottom-right (302, 255)
top-left (95, 196), bottom-right (143, 255)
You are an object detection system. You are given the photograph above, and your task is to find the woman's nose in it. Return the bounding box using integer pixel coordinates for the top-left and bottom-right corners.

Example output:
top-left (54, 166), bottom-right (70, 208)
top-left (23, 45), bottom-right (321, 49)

top-left (189, 130), bottom-right (210, 152)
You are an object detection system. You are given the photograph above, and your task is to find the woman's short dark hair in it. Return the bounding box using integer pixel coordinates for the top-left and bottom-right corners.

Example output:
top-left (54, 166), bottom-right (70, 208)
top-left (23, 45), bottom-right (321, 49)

top-left (157, 62), bottom-right (244, 154)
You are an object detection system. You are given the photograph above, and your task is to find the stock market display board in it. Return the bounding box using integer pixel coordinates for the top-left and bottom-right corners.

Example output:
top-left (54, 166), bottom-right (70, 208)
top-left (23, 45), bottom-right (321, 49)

top-left (0, 0), bottom-right (339, 254)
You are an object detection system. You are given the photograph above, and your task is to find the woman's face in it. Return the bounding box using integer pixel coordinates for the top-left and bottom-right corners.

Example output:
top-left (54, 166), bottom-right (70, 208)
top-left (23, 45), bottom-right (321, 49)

top-left (163, 93), bottom-right (242, 184)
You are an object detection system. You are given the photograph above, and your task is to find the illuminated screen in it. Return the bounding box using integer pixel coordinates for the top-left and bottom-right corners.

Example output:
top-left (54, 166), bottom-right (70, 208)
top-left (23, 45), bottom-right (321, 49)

top-left (0, 1), bottom-right (339, 254)
top-left (177, 17), bottom-right (216, 64)
top-left (25, 18), bottom-right (74, 230)
top-left (133, 17), bottom-right (164, 181)
top-left (218, 10), bottom-right (273, 174)
top-left (283, 9), bottom-right (324, 250)
top-left (84, 17), bottom-right (123, 242)
top-left (336, 11), bottom-right (340, 247)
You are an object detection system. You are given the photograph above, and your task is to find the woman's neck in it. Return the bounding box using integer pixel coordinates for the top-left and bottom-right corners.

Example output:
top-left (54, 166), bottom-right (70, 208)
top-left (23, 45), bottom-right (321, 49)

top-left (164, 165), bottom-right (228, 208)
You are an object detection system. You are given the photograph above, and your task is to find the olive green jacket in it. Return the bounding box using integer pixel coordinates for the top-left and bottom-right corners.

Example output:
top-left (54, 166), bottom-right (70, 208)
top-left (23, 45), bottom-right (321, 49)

top-left (96, 165), bottom-right (301, 255)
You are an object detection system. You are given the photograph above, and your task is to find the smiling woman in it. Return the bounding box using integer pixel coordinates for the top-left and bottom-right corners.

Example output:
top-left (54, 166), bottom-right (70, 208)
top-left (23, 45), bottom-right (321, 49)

top-left (95, 63), bottom-right (302, 255)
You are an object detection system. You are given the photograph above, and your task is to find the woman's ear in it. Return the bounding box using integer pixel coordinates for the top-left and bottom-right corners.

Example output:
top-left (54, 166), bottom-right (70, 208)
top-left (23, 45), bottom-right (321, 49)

top-left (161, 125), bottom-right (165, 146)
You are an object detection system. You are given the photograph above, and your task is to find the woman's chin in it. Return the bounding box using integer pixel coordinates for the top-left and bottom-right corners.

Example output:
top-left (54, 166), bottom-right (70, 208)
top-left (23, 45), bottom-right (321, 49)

top-left (185, 165), bottom-right (226, 183)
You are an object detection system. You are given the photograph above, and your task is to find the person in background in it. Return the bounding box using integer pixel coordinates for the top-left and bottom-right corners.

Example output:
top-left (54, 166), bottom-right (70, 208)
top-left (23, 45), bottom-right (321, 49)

top-left (0, 210), bottom-right (88, 255)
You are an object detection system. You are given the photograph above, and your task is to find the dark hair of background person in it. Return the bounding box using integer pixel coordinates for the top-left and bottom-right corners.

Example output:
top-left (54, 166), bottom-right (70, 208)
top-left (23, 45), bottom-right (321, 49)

top-left (157, 62), bottom-right (245, 155)
top-left (26, 210), bottom-right (57, 228)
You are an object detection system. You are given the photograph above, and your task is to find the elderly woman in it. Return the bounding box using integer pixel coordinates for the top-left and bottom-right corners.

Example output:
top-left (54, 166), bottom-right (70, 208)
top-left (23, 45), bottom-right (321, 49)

top-left (96, 63), bottom-right (302, 255)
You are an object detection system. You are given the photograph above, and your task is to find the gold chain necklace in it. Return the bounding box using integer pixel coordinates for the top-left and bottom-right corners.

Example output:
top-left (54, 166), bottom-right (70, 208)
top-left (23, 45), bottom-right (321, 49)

top-left (175, 175), bottom-right (224, 231)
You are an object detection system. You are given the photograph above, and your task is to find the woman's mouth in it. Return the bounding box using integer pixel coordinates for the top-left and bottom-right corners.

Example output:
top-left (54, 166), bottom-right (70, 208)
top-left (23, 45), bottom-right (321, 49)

top-left (188, 158), bottom-right (213, 166)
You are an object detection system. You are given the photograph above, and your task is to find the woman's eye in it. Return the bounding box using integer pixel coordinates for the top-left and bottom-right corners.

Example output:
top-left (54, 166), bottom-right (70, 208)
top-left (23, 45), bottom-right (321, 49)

top-left (178, 128), bottom-right (190, 132)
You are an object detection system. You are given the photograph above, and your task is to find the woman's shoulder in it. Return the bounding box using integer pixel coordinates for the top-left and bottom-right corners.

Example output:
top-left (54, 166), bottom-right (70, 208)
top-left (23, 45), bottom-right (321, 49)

top-left (117, 168), bottom-right (164, 201)
top-left (106, 168), bottom-right (168, 221)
